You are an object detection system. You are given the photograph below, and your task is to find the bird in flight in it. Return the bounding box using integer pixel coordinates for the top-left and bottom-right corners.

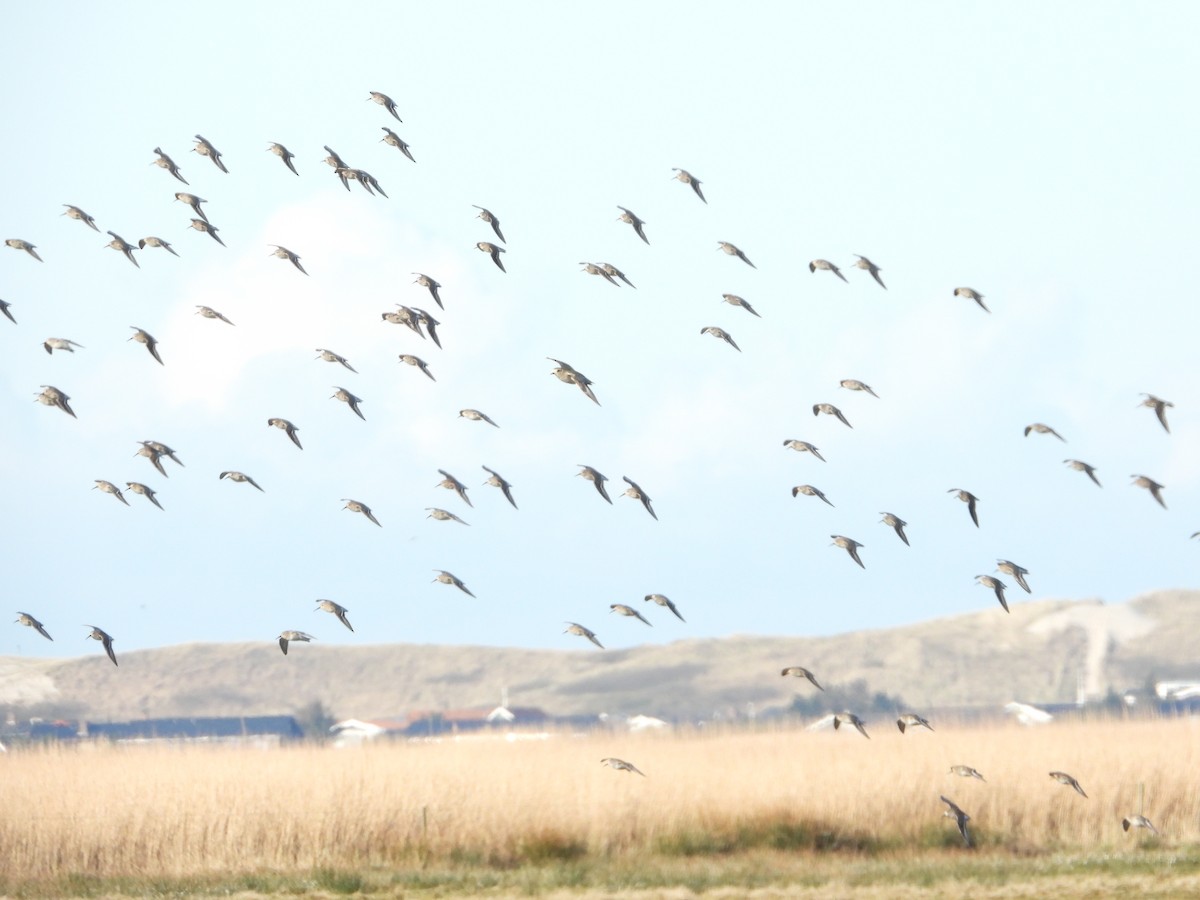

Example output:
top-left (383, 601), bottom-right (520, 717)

top-left (1025, 423), bottom-right (1065, 441)
top-left (601, 757), bottom-right (646, 776)
top-left (954, 287), bottom-right (989, 313)
top-left (897, 713), bottom-right (934, 733)
top-left (1131, 475), bottom-right (1167, 509)
top-left (610, 603), bottom-right (652, 626)
top-left (831, 535), bottom-right (865, 568)
top-left (996, 560), bottom-right (1031, 593)
top-left (342, 499), bottom-right (381, 527)
top-left (781, 666), bottom-right (823, 690)
top-left (617, 206), bottom-right (650, 244)
top-left (645, 594), bottom-right (685, 622)
top-left (192, 134), bottom-right (228, 173)
top-left (809, 259), bottom-right (848, 282)
top-left (482, 466), bottom-right (518, 509)
top-left (833, 712), bottom-right (870, 738)
top-left (564, 622), bottom-right (603, 648)
top-left (476, 241), bottom-right (506, 272)
top-left (315, 600), bottom-right (353, 632)
top-left (433, 571), bottom-right (475, 597)
top-left (1063, 459), bottom-right (1101, 487)
top-left (949, 765), bottom-right (986, 781)
top-left (220, 471), bottom-right (264, 492)
top-left (880, 513), bottom-right (910, 546)
top-left (85, 625), bottom-right (118, 666)
top-left (331, 387), bottom-right (365, 420)
top-left (791, 484), bottom-right (833, 506)
top-left (783, 439), bottom-right (825, 461)
top-left (577, 465), bottom-right (612, 503)
top-left (270, 245), bottom-right (308, 275)
top-left (621, 476), bottom-right (657, 520)
top-left (427, 507), bottom-right (469, 525)
top-left (267, 142), bottom-right (299, 175)
top-left (473, 206), bottom-right (506, 243)
top-left (93, 480), bottom-right (129, 506)
top-left (701, 326), bottom-right (741, 351)
top-left (129, 327), bottom-right (164, 365)
top-left (976, 575), bottom-right (1009, 613)
top-left (125, 481), bottom-right (163, 510)
top-left (35, 385), bottom-right (76, 418)
top-left (151, 146), bottom-right (188, 184)
top-left (940, 796), bottom-right (971, 846)
top-left (948, 489), bottom-right (980, 527)
top-left (62, 204), bottom-right (99, 231)
top-left (850, 255), bottom-right (886, 288)
top-left (671, 168), bottom-right (706, 203)
top-left (368, 90), bottom-right (402, 121)
top-left (278, 631), bottom-right (314, 656)
top-left (1138, 394), bottom-right (1173, 433)
top-left (717, 241), bottom-right (755, 268)
top-left (16, 612), bottom-right (53, 641)
top-left (813, 403), bottom-right (852, 428)
top-left (1049, 771), bottom-right (1087, 798)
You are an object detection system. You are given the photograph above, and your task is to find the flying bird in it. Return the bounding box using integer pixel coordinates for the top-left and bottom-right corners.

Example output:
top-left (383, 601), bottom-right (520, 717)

top-left (93, 480), bottom-right (129, 506)
top-left (138, 236), bottom-right (178, 256)
top-left (701, 326), bottom-right (741, 351)
top-left (473, 206), bottom-right (505, 243)
top-left (192, 134), bottom-right (228, 173)
top-left (1063, 459), bottom-right (1101, 487)
top-left (833, 712), bottom-right (870, 738)
top-left (188, 219), bottom-right (225, 246)
top-left (433, 571), bottom-right (475, 597)
top-left (476, 241), bottom-right (506, 272)
top-left (976, 575), bottom-right (1009, 613)
top-left (381, 127), bottom-right (416, 162)
top-left (897, 713), bottom-right (934, 733)
top-left (791, 484), bottom-right (833, 506)
top-left (813, 403), bottom-right (852, 428)
top-left (1131, 475), bottom-right (1167, 509)
top-left (315, 600), bottom-right (353, 632)
top-left (996, 560), bottom-right (1031, 593)
top-left (142, 440), bottom-right (183, 468)
top-left (5, 239), bottom-right (42, 261)
top-left (577, 465), bottom-right (612, 503)
top-left (195, 305), bottom-right (234, 325)
top-left (1025, 423), bottom-right (1065, 441)
top-left (781, 666), bottom-right (823, 690)
top-left (331, 387), bottom-right (365, 420)
top-left (277, 631), bottom-right (314, 655)
top-left (220, 471), bottom-right (264, 491)
top-left (621, 476), bottom-right (657, 520)
top-left (880, 513), bottom-right (910, 546)
top-left (174, 192), bottom-right (208, 221)
top-left (1049, 771), bottom-right (1087, 798)
top-left (0, 299), bottom-right (15, 324)
top-left (482, 466), bottom-right (518, 509)
top-left (617, 206), bottom-right (649, 244)
top-left (43, 337), bottom-right (84, 354)
top-left (549, 358), bottom-right (600, 405)
top-left (459, 408), bottom-right (499, 427)
top-left (610, 603), bottom-right (652, 626)
top-left (953, 287), bottom-right (989, 312)
top-left (809, 259), bottom-right (847, 282)
top-left (783, 439), bottom-right (825, 461)
top-left (151, 146), bottom-right (188, 184)
top-left (267, 418), bottom-right (303, 450)
top-left (721, 294), bottom-right (760, 317)
top-left (412, 273), bottom-right (442, 309)
top-left (948, 489), bottom-right (980, 527)
top-left (125, 481), bottom-right (163, 510)
top-left (850, 255), bottom-right (886, 288)
top-left (564, 622), bottom-right (603, 649)
top-left (645, 594), bottom-right (685, 621)
top-left (368, 90), bottom-right (402, 121)
top-left (341, 498), bottom-right (381, 527)
top-left (839, 379), bottom-right (878, 397)
top-left (940, 796), bottom-right (971, 846)
top-left (35, 385), bottom-right (76, 418)
top-left (62, 205), bottom-right (99, 231)
top-left (128, 327), bottom-right (163, 365)
top-left (436, 470), bottom-right (472, 507)
top-left (717, 241), bottom-right (755, 267)
top-left (831, 535), bottom-right (865, 568)
top-left (671, 168), bottom-right (706, 203)
top-left (399, 354), bottom-right (435, 381)
top-left (85, 626), bottom-right (118, 666)
top-left (426, 507), bottom-right (469, 525)
top-left (601, 757), bottom-right (646, 776)
top-left (1122, 815), bottom-right (1158, 835)
top-left (1139, 394), bottom-right (1173, 433)
top-left (16, 612), bottom-right (52, 641)
top-left (581, 261), bottom-right (619, 286)
top-left (267, 142), bottom-right (299, 175)
top-left (270, 245), bottom-right (308, 275)
top-left (105, 231), bottom-right (139, 267)
top-left (317, 349), bottom-right (357, 373)
top-left (949, 765), bottom-right (986, 782)
top-left (599, 262), bottom-right (635, 288)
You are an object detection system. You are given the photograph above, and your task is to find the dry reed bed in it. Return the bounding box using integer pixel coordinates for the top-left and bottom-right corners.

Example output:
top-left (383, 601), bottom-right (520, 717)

top-left (2, 718), bottom-right (1198, 880)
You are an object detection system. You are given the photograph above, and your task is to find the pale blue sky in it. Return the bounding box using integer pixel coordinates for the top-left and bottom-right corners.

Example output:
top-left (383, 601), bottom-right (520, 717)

top-left (2, 2), bottom-right (1197, 661)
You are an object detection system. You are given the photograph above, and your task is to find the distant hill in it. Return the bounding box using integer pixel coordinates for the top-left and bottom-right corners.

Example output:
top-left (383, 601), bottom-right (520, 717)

top-left (3, 590), bottom-right (1198, 723)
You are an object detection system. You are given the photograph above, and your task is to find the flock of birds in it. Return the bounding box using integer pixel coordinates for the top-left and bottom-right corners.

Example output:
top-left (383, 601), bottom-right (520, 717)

top-left (6, 86), bottom-right (1186, 846)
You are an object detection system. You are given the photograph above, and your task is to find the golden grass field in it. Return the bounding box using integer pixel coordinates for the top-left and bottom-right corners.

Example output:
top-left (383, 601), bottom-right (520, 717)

top-left (2, 716), bottom-right (1199, 897)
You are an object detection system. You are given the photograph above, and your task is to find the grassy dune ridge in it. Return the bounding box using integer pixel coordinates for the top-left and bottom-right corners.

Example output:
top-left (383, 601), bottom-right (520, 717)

top-left (2, 717), bottom-right (1198, 895)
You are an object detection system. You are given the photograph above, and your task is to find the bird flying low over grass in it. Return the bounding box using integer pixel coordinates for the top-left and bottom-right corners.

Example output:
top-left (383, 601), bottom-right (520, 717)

top-left (564, 622), bottom-right (603, 648)
top-left (1049, 771), bottom-right (1087, 798)
top-left (896, 713), bottom-right (933, 733)
top-left (601, 757), bottom-right (646, 775)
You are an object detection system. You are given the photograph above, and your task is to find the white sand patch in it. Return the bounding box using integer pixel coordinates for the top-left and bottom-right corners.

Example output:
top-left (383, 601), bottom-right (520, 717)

top-left (1026, 600), bottom-right (1158, 698)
